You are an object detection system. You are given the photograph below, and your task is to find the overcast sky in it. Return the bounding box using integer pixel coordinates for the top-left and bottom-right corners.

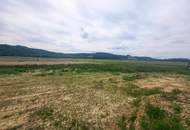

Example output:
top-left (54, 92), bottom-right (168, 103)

top-left (0, 0), bottom-right (190, 58)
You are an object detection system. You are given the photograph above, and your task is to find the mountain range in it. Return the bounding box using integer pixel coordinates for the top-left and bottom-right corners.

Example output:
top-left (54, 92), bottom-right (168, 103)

top-left (0, 44), bottom-right (189, 62)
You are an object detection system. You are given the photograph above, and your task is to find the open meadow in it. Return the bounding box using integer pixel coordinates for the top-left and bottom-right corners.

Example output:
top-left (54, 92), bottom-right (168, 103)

top-left (0, 58), bottom-right (190, 130)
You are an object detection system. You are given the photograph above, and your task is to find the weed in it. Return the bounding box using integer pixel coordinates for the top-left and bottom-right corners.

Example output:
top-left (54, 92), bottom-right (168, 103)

top-left (122, 73), bottom-right (141, 81)
top-left (129, 110), bottom-right (137, 123)
top-left (173, 103), bottom-right (182, 114)
top-left (123, 84), bottom-right (162, 97)
top-left (128, 109), bottom-right (138, 130)
top-left (6, 125), bottom-right (23, 130)
top-left (155, 117), bottom-right (184, 130)
top-left (132, 97), bottom-right (141, 107)
top-left (140, 116), bottom-right (149, 130)
top-left (172, 89), bottom-right (182, 95)
top-left (69, 119), bottom-right (90, 130)
top-left (34, 107), bottom-right (54, 120)
top-left (145, 103), bottom-right (165, 120)
top-left (161, 89), bottom-right (182, 101)
top-left (186, 118), bottom-right (190, 126)
top-left (117, 116), bottom-right (127, 130)
top-left (141, 103), bottom-right (184, 130)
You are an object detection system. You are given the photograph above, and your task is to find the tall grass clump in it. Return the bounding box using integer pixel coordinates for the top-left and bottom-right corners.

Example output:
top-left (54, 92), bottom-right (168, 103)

top-left (140, 103), bottom-right (184, 130)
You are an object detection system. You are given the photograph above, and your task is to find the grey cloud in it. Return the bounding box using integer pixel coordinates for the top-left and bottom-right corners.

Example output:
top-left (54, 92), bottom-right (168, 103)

top-left (0, 0), bottom-right (190, 58)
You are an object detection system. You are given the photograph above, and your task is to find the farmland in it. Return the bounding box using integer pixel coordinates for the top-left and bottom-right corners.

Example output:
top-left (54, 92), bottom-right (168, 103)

top-left (0, 58), bottom-right (190, 130)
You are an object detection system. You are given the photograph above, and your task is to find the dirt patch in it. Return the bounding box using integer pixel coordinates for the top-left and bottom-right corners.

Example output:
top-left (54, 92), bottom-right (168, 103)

top-left (0, 57), bottom-right (95, 65)
top-left (134, 74), bottom-right (190, 92)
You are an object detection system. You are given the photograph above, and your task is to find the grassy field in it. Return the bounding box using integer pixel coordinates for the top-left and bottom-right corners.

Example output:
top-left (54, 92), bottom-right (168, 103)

top-left (0, 58), bottom-right (190, 130)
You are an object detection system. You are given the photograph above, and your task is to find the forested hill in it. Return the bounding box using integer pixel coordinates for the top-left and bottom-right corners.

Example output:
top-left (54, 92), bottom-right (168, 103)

top-left (0, 44), bottom-right (189, 62)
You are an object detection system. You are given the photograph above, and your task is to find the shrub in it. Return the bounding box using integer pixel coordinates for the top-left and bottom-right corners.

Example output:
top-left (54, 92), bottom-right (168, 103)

top-left (34, 107), bottom-right (54, 120)
top-left (132, 97), bottom-right (141, 107)
top-left (161, 89), bottom-right (182, 101)
top-left (141, 103), bottom-right (184, 130)
top-left (173, 103), bottom-right (182, 114)
top-left (145, 103), bottom-right (165, 120)
top-left (124, 84), bottom-right (162, 97)
top-left (186, 118), bottom-right (190, 126)
top-left (117, 116), bottom-right (127, 130)
top-left (122, 73), bottom-right (141, 81)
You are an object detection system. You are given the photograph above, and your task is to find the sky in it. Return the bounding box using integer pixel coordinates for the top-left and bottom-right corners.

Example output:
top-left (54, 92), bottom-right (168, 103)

top-left (0, 0), bottom-right (190, 58)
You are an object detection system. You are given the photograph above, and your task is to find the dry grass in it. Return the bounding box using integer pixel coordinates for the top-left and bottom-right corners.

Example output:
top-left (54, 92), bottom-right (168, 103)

top-left (0, 57), bottom-right (95, 65)
top-left (0, 61), bottom-right (190, 130)
top-left (134, 73), bottom-right (190, 92)
top-left (0, 72), bottom-right (132, 129)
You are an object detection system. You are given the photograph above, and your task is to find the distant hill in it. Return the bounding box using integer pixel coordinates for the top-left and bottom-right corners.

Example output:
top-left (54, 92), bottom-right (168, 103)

top-left (0, 44), bottom-right (189, 62)
top-left (0, 44), bottom-right (66, 58)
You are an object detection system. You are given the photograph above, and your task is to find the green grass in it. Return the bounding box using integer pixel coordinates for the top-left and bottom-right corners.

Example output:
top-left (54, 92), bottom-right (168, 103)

top-left (122, 73), bottom-right (141, 81)
top-left (141, 117), bottom-right (184, 130)
top-left (141, 103), bottom-right (184, 130)
top-left (128, 109), bottom-right (138, 130)
top-left (5, 125), bottom-right (23, 130)
top-left (117, 116), bottom-right (127, 130)
top-left (172, 103), bottom-right (182, 114)
top-left (117, 110), bottom-right (138, 130)
top-left (145, 103), bottom-right (165, 120)
top-left (123, 84), bottom-right (162, 97)
top-left (161, 89), bottom-right (182, 101)
top-left (0, 60), bottom-right (189, 76)
top-left (132, 97), bottom-right (141, 107)
top-left (34, 107), bottom-right (54, 120)
top-left (185, 118), bottom-right (190, 126)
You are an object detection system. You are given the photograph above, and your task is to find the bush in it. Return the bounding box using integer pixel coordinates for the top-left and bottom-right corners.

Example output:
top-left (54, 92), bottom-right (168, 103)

top-left (145, 103), bottom-right (165, 120)
top-left (117, 116), bottom-right (127, 130)
top-left (132, 97), bottom-right (141, 107)
top-left (141, 103), bottom-right (184, 130)
top-left (122, 73), bottom-right (141, 81)
top-left (34, 107), bottom-right (54, 120)
top-left (173, 103), bottom-right (182, 114)
top-left (161, 89), bottom-right (182, 101)
top-left (124, 84), bottom-right (162, 97)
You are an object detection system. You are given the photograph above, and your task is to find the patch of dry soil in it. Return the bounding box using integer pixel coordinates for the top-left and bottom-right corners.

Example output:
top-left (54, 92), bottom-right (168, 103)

top-left (134, 74), bottom-right (190, 92)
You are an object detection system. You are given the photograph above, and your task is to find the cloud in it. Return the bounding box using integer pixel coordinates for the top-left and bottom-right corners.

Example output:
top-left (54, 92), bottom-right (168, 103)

top-left (0, 0), bottom-right (190, 58)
